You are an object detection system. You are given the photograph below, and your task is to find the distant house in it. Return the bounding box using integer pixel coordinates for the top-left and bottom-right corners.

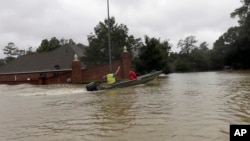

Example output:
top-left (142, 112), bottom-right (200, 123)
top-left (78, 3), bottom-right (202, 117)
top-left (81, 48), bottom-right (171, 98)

top-left (0, 44), bottom-right (132, 85)
top-left (0, 44), bottom-right (86, 74)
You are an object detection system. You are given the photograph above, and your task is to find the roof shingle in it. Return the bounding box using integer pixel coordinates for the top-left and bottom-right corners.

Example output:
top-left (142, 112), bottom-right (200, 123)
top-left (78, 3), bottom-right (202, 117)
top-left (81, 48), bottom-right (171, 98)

top-left (0, 44), bottom-right (86, 74)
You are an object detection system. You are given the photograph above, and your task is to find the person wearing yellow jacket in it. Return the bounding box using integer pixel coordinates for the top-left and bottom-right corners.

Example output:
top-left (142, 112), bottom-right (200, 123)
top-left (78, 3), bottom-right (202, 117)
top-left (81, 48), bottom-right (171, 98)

top-left (103, 66), bottom-right (120, 84)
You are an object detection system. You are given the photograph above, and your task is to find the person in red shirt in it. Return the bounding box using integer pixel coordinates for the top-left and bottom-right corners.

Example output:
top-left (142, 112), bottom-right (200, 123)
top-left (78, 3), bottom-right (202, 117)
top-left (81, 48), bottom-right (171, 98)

top-left (129, 69), bottom-right (137, 80)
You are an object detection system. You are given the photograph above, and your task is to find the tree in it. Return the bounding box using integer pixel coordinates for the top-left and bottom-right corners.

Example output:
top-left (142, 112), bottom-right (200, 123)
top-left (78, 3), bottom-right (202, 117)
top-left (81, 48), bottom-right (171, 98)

top-left (177, 36), bottom-right (197, 54)
top-left (60, 38), bottom-right (76, 46)
top-left (211, 0), bottom-right (250, 69)
top-left (190, 48), bottom-right (210, 71)
top-left (26, 46), bottom-right (34, 54)
top-left (168, 37), bottom-right (212, 72)
top-left (16, 49), bottom-right (26, 57)
top-left (134, 35), bottom-right (171, 74)
top-left (3, 42), bottom-right (18, 57)
top-left (211, 36), bottom-right (227, 69)
top-left (199, 42), bottom-right (209, 51)
top-left (36, 37), bottom-right (61, 52)
top-left (0, 59), bottom-right (5, 67)
top-left (228, 0), bottom-right (250, 68)
top-left (82, 17), bottom-right (142, 66)
top-left (231, 0), bottom-right (250, 26)
top-left (195, 42), bottom-right (210, 70)
top-left (36, 39), bottom-right (50, 52)
top-left (2, 42), bottom-right (18, 63)
top-left (174, 60), bottom-right (189, 72)
top-left (2, 42), bottom-right (30, 64)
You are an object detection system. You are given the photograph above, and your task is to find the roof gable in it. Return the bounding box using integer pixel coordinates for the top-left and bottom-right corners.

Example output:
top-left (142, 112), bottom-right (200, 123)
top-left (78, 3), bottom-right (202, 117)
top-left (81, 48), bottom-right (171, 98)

top-left (0, 44), bottom-right (86, 74)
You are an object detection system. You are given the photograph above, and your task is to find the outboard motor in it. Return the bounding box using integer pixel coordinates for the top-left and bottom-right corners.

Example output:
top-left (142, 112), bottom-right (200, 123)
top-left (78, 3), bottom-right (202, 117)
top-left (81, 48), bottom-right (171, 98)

top-left (86, 82), bottom-right (99, 91)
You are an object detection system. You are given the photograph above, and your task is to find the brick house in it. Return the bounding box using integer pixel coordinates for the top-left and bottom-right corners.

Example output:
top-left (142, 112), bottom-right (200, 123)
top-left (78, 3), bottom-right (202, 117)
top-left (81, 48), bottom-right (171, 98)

top-left (0, 44), bottom-right (132, 85)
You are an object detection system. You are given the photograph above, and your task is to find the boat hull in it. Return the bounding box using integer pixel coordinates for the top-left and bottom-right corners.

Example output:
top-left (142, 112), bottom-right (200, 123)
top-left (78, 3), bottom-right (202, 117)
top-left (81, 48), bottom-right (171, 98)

top-left (86, 71), bottom-right (162, 91)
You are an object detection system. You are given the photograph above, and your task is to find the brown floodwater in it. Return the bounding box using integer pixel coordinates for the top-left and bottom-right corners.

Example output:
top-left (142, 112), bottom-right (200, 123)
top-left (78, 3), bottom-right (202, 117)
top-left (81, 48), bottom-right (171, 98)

top-left (0, 71), bottom-right (250, 141)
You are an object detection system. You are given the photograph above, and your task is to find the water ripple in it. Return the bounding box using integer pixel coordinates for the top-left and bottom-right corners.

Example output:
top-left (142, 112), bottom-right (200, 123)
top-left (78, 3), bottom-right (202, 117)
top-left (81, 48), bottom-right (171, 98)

top-left (1, 71), bottom-right (250, 141)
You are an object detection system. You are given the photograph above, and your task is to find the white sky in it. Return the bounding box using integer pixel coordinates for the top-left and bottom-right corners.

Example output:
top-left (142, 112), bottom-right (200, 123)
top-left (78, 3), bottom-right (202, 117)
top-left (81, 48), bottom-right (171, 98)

top-left (0, 0), bottom-right (242, 58)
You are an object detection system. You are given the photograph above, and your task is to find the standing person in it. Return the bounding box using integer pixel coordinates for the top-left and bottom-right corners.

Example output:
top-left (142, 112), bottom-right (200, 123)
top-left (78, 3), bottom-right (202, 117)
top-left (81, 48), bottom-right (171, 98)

top-left (129, 68), bottom-right (137, 80)
top-left (103, 66), bottom-right (120, 84)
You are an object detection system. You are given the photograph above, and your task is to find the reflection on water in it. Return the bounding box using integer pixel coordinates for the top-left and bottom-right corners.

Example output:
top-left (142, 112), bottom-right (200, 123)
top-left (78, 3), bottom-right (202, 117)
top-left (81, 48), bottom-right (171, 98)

top-left (0, 71), bottom-right (250, 141)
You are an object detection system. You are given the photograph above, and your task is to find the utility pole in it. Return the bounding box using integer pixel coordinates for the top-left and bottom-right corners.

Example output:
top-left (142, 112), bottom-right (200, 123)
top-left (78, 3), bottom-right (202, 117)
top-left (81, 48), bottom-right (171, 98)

top-left (107, 0), bottom-right (112, 72)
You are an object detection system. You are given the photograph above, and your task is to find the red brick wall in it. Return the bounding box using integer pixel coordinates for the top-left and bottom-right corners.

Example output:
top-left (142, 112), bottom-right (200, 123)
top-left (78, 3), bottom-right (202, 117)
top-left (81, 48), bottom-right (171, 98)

top-left (121, 52), bottom-right (132, 79)
top-left (0, 52), bottom-right (132, 85)
top-left (0, 73), bottom-right (39, 85)
top-left (72, 60), bottom-right (82, 83)
top-left (0, 71), bottom-right (72, 85)
top-left (82, 60), bottom-right (122, 82)
top-left (45, 71), bottom-right (72, 84)
top-left (82, 52), bottom-right (132, 82)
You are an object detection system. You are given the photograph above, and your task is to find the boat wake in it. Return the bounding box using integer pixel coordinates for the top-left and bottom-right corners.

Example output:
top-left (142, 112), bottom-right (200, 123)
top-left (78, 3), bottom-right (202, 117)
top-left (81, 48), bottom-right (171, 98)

top-left (0, 84), bottom-right (87, 96)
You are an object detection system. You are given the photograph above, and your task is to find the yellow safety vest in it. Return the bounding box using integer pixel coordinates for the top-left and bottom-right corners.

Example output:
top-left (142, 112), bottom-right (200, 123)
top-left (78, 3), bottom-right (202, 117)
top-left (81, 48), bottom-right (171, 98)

top-left (107, 73), bottom-right (115, 84)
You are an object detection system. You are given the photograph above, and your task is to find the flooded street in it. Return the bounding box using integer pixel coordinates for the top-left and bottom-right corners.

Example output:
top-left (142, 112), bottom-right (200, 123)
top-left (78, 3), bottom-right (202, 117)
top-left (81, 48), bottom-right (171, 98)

top-left (0, 71), bottom-right (250, 141)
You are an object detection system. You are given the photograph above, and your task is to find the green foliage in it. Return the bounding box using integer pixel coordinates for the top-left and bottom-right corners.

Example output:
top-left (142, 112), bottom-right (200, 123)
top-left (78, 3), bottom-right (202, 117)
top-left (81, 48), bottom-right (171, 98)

top-left (134, 35), bottom-right (171, 74)
top-left (211, 27), bottom-right (238, 69)
top-left (82, 17), bottom-right (142, 66)
top-left (190, 47), bottom-right (210, 71)
top-left (36, 37), bottom-right (76, 53)
top-left (169, 37), bottom-right (211, 72)
top-left (174, 60), bottom-right (189, 72)
top-left (211, 0), bottom-right (250, 69)
top-left (36, 37), bottom-right (61, 52)
top-left (178, 36), bottom-right (197, 54)
top-left (231, 0), bottom-right (250, 26)
top-left (199, 42), bottom-right (209, 51)
top-left (210, 49), bottom-right (224, 70)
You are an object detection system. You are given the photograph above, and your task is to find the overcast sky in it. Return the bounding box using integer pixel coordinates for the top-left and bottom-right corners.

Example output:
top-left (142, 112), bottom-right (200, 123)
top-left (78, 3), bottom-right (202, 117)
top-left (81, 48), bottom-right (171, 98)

top-left (0, 0), bottom-right (242, 58)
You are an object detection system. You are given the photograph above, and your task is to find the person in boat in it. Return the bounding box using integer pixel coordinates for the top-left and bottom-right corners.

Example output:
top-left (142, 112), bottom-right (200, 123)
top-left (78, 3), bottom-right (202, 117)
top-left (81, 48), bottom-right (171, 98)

top-left (103, 66), bottom-right (120, 84)
top-left (129, 68), bottom-right (137, 80)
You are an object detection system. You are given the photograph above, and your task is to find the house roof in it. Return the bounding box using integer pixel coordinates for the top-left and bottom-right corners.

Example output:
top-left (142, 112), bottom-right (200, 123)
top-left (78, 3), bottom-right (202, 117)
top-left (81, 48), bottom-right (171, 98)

top-left (0, 44), bottom-right (86, 74)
